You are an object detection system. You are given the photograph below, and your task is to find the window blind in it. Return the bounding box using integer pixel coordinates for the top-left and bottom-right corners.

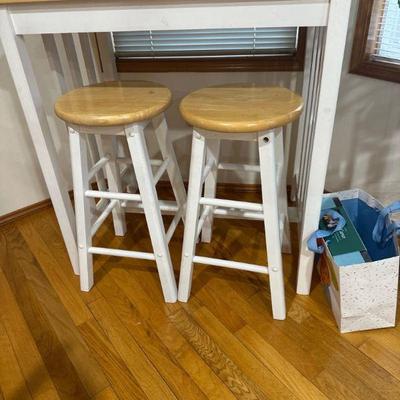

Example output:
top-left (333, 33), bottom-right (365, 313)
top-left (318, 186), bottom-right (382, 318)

top-left (113, 27), bottom-right (299, 59)
top-left (372, 0), bottom-right (400, 63)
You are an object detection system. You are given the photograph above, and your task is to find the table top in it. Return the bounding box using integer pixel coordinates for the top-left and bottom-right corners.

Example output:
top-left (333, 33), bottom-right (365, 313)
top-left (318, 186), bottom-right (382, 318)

top-left (0, 0), bottom-right (63, 3)
top-left (0, 0), bottom-right (329, 4)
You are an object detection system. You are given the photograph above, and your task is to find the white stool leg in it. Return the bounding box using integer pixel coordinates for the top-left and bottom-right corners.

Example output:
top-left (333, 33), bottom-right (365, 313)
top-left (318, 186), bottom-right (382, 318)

top-left (69, 127), bottom-right (93, 291)
top-left (102, 135), bottom-right (127, 236)
top-left (178, 131), bottom-right (207, 302)
top-left (125, 124), bottom-right (177, 303)
top-left (201, 138), bottom-right (220, 243)
top-left (117, 136), bottom-right (138, 194)
top-left (152, 114), bottom-right (187, 211)
top-left (86, 134), bottom-right (107, 192)
top-left (275, 127), bottom-right (291, 253)
top-left (258, 130), bottom-right (286, 320)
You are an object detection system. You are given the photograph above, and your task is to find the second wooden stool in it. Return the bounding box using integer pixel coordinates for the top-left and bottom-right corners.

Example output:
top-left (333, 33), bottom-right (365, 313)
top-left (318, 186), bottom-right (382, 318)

top-left (178, 84), bottom-right (303, 319)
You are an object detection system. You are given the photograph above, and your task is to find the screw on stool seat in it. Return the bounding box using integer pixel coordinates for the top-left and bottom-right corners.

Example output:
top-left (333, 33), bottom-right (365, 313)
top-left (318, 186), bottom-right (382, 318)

top-left (55, 80), bottom-right (186, 302)
top-left (178, 83), bottom-right (303, 319)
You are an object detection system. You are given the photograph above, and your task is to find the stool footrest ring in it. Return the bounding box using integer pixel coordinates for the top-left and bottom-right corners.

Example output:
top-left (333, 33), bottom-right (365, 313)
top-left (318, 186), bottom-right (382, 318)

top-left (200, 197), bottom-right (263, 212)
top-left (218, 162), bottom-right (260, 173)
top-left (91, 199), bottom-right (118, 237)
top-left (88, 246), bottom-right (156, 261)
top-left (193, 255), bottom-right (268, 274)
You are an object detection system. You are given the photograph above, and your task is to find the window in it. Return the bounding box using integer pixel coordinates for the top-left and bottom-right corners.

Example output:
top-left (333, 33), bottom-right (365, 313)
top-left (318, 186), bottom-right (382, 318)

top-left (113, 27), bottom-right (306, 72)
top-left (350, 0), bottom-right (400, 83)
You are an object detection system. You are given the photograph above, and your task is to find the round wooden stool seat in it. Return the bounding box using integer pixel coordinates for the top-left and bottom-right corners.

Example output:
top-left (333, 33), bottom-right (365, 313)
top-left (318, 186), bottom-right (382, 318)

top-left (179, 84), bottom-right (303, 133)
top-left (55, 80), bottom-right (171, 127)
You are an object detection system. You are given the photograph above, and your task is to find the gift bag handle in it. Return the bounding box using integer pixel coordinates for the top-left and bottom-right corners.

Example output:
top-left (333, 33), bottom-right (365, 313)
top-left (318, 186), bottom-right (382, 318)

top-left (307, 210), bottom-right (346, 254)
top-left (372, 201), bottom-right (400, 245)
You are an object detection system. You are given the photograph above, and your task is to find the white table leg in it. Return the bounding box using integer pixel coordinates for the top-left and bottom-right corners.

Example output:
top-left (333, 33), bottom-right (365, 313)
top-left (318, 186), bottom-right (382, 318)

top-left (0, 9), bottom-right (79, 274)
top-left (296, 0), bottom-right (351, 295)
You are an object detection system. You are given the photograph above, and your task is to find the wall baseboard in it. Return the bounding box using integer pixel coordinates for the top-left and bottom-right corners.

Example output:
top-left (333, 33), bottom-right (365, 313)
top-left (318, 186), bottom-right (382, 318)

top-left (0, 182), bottom-right (262, 227)
top-left (0, 197), bottom-right (56, 227)
top-left (0, 191), bottom-right (74, 227)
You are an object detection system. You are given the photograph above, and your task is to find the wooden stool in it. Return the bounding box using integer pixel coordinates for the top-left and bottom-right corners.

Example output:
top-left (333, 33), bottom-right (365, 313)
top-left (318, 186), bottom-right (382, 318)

top-left (55, 81), bottom-right (186, 302)
top-left (178, 84), bottom-right (303, 319)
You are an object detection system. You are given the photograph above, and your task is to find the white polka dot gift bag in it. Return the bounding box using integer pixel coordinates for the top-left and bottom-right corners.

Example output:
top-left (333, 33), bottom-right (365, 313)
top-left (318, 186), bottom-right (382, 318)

top-left (308, 189), bottom-right (399, 333)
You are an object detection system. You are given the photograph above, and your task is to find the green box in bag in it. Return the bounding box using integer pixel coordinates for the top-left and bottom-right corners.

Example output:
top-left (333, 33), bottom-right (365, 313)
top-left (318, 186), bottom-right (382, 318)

top-left (320, 197), bottom-right (371, 266)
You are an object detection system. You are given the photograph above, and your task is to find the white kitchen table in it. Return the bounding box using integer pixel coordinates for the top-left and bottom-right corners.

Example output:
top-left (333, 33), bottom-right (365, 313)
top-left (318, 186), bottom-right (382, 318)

top-left (0, 0), bottom-right (351, 295)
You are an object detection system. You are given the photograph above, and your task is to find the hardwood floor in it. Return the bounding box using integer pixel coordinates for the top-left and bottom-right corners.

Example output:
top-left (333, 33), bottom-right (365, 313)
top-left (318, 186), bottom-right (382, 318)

top-left (1, 189), bottom-right (400, 399)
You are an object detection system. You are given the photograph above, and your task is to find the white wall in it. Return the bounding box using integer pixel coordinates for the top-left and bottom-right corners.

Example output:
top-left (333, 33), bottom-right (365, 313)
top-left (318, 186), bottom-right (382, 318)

top-left (325, 0), bottom-right (400, 204)
top-left (1, 1), bottom-right (399, 217)
top-left (0, 35), bottom-right (71, 216)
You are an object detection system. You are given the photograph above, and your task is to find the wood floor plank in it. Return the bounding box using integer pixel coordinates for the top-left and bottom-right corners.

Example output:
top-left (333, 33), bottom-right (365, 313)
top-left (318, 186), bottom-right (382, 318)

top-left (236, 324), bottom-right (328, 400)
top-left (0, 225), bottom-right (97, 400)
top-left (197, 275), bottom-right (367, 400)
top-left (78, 318), bottom-right (149, 400)
top-left (0, 320), bottom-right (33, 400)
top-left (185, 306), bottom-right (298, 400)
top-left (251, 290), bottom-right (400, 400)
top-left (194, 274), bottom-right (323, 378)
top-left (88, 296), bottom-right (177, 400)
top-left (0, 269), bottom-right (61, 400)
top-left (17, 218), bottom-right (93, 326)
top-left (94, 272), bottom-right (208, 400)
top-left (108, 265), bottom-right (237, 400)
top-left (170, 308), bottom-right (267, 400)
top-left (11, 223), bottom-right (110, 398)
top-left (92, 387), bottom-right (119, 400)
top-left (29, 210), bottom-right (103, 304)
top-left (314, 369), bottom-right (361, 400)
top-left (359, 338), bottom-right (400, 381)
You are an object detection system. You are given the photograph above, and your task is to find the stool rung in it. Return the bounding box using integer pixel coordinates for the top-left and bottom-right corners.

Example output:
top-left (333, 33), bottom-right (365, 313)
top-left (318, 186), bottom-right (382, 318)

top-left (213, 207), bottom-right (264, 220)
top-left (154, 157), bottom-right (170, 184)
top-left (88, 154), bottom-right (110, 181)
top-left (200, 197), bottom-right (263, 212)
top-left (91, 199), bottom-right (118, 237)
top-left (218, 162), bottom-right (260, 173)
top-left (96, 197), bottom-right (108, 212)
top-left (193, 255), bottom-right (268, 274)
top-left (124, 199), bottom-right (178, 215)
top-left (86, 190), bottom-right (141, 202)
top-left (88, 246), bottom-right (156, 260)
top-left (120, 165), bottom-right (130, 179)
top-left (117, 157), bottom-right (164, 167)
top-left (201, 159), bottom-right (214, 184)
top-left (196, 205), bottom-right (213, 238)
top-left (166, 207), bottom-right (185, 243)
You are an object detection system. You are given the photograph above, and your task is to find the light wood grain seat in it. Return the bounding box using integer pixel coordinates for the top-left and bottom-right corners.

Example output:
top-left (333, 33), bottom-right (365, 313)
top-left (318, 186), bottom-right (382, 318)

top-left (55, 80), bottom-right (171, 127)
top-left (179, 84), bottom-right (303, 133)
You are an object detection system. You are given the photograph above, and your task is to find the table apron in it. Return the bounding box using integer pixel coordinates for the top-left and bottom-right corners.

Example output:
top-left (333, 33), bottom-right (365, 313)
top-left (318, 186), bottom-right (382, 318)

top-left (7, 1), bottom-right (329, 35)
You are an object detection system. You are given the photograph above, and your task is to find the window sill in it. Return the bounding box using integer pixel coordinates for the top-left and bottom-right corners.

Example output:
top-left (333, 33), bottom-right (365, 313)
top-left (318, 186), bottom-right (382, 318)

top-left (350, 58), bottom-right (400, 84)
